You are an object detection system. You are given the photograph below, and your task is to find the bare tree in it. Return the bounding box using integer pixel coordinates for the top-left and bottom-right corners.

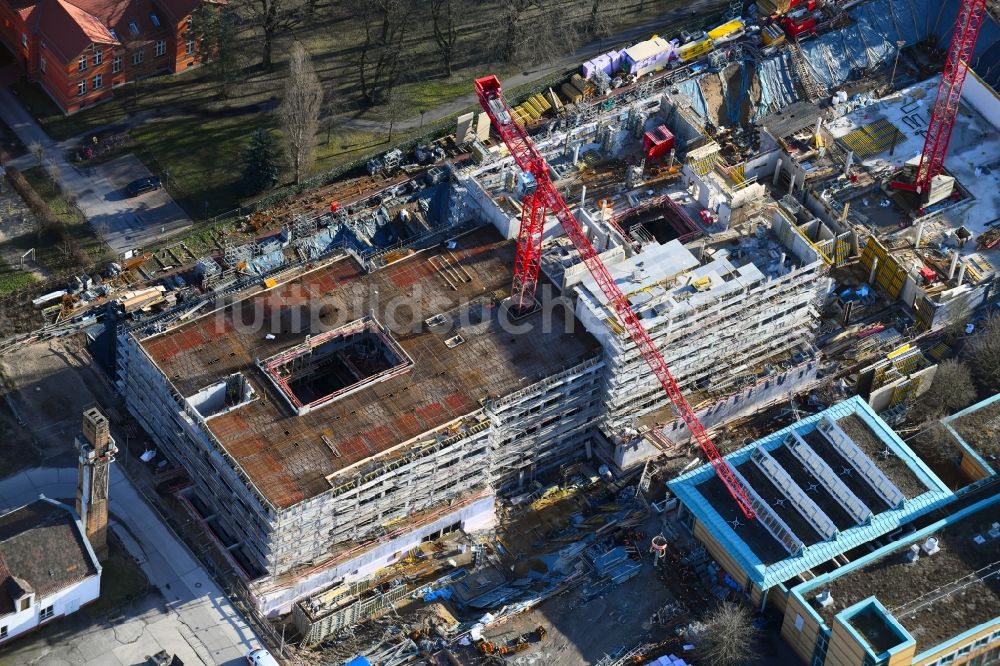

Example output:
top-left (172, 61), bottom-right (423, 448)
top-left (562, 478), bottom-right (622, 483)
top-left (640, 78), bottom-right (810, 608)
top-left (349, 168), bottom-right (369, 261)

top-left (912, 359), bottom-right (977, 421)
top-left (279, 43), bottom-right (323, 184)
top-left (587, 0), bottom-right (622, 38)
top-left (491, 0), bottom-right (580, 65)
top-left (357, 0), bottom-right (413, 106)
top-left (963, 312), bottom-right (1000, 395)
top-left (187, 5), bottom-right (243, 96)
top-left (382, 88), bottom-right (409, 142)
top-left (908, 421), bottom-right (960, 471)
top-left (430, 0), bottom-right (460, 76)
top-left (242, 0), bottom-right (302, 69)
top-left (495, 0), bottom-right (533, 63)
top-left (695, 603), bottom-right (758, 666)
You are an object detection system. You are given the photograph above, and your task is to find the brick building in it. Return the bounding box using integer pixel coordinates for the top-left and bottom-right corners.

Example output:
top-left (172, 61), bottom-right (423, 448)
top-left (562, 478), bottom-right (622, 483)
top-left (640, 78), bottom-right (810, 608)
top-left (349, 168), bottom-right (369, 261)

top-left (0, 0), bottom-right (211, 114)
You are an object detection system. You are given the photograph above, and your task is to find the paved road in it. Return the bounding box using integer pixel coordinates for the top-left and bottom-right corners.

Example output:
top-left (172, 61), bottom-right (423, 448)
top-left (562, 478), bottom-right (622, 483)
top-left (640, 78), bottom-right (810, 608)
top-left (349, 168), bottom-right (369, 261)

top-left (0, 466), bottom-right (261, 665)
top-left (0, 86), bottom-right (192, 254)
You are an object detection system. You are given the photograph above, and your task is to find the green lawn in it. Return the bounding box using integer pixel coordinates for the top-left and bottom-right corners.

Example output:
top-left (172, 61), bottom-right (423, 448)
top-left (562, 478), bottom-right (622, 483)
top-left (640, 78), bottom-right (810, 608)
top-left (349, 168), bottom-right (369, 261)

top-left (12, 0), bottom-right (727, 222)
top-left (131, 114), bottom-right (273, 219)
top-left (0, 256), bottom-right (38, 295)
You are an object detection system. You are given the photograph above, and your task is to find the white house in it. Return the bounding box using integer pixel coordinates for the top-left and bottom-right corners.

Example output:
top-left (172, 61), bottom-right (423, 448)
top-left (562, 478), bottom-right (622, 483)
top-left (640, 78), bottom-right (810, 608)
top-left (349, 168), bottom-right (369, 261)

top-left (0, 498), bottom-right (102, 643)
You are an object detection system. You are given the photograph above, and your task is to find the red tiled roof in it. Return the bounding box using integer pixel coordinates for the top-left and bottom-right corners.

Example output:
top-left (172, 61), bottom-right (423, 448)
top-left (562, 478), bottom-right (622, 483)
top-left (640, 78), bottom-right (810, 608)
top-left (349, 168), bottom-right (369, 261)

top-left (152, 0), bottom-right (200, 24)
top-left (31, 0), bottom-right (118, 63)
top-left (70, 0), bottom-right (160, 40)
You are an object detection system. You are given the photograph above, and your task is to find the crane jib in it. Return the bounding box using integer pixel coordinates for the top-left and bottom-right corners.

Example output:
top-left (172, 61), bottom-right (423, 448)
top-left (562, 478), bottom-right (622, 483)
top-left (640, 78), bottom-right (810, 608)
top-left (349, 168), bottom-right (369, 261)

top-left (475, 75), bottom-right (756, 520)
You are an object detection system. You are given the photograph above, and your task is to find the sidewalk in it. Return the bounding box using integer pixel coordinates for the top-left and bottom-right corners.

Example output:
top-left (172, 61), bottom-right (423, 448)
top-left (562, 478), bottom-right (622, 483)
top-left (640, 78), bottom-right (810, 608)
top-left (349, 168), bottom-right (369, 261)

top-left (0, 466), bottom-right (261, 665)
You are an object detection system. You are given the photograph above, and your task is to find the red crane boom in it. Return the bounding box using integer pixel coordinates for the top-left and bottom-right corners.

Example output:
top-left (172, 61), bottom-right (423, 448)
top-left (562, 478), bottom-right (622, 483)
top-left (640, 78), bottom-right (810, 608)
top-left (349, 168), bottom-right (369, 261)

top-left (475, 75), bottom-right (755, 519)
top-left (890, 0), bottom-right (987, 199)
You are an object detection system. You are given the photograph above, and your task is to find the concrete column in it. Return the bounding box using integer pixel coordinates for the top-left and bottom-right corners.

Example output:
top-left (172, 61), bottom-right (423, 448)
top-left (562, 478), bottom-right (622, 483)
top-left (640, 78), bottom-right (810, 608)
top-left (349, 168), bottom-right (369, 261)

top-left (779, 252), bottom-right (787, 275)
top-left (580, 185), bottom-right (587, 209)
top-left (788, 173), bottom-right (797, 195)
top-left (957, 261), bottom-right (967, 287)
top-left (573, 143), bottom-right (581, 165)
top-left (773, 159), bottom-right (783, 185)
top-left (843, 150), bottom-right (854, 176)
top-left (814, 117), bottom-right (823, 145)
top-left (948, 251), bottom-right (959, 280)
top-left (868, 256), bottom-right (879, 285)
top-left (914, 220), bottom-right (925, 249)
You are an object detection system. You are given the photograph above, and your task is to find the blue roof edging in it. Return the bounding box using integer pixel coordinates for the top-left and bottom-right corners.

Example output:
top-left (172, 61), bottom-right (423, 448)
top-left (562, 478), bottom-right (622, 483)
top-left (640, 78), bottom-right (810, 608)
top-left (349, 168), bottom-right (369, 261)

top-left (836, 596), bottom-right (916, 662)
top-left (789, 492), bottom-right (1000, 658)
top-left (942, 392), bottom-right (1000, 478)
top-left (668, 396), bottom-right (955, 589)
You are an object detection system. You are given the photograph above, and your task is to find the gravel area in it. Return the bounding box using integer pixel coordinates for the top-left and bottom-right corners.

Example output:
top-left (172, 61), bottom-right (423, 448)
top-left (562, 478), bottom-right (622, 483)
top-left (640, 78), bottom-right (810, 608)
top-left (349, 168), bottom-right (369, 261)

top-left (836, 414), bottom-right (929, 499)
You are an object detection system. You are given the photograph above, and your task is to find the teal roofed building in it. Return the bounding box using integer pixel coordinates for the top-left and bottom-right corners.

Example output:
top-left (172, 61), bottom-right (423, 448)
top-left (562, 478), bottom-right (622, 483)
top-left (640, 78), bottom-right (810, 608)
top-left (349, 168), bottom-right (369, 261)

top-left (780, 491), bottom-right (1000, 666)
top-left (668, 396), bottom-right (954, 610)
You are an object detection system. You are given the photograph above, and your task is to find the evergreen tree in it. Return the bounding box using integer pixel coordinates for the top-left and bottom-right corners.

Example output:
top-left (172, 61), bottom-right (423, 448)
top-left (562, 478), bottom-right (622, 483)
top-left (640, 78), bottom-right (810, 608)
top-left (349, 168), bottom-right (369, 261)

top-left (240, 129), bottom-right (280, 195)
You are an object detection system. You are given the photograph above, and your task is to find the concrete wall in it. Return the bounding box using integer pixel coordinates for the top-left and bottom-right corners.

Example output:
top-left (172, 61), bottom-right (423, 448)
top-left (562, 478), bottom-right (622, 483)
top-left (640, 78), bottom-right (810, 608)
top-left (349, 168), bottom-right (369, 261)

top-left (662, 360), bottom-right (819, 446)
top-left (961, 69), bottom-right (1000, 132)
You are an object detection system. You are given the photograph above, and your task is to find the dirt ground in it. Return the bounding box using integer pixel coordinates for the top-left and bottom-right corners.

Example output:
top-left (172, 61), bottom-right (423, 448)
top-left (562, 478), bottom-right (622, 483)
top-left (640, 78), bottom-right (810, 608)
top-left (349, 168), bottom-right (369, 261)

top-left (699, 61), bottom-right (763, 129)
top-left (0, 335), bottom-right (120, 475)
top-left (0, 182), bottom-right (48, 281)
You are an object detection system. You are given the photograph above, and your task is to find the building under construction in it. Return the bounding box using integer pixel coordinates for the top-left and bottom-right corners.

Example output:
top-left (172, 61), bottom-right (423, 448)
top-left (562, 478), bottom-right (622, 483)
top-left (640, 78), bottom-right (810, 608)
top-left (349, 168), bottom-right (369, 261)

top-left (113, 0), bottom-right (1000, 625)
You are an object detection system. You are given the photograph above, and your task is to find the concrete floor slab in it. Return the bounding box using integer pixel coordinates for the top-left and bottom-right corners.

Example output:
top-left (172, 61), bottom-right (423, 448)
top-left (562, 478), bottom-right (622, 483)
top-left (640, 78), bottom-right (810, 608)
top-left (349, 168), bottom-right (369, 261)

top-left (827, 75), bottom-right (1000, 264)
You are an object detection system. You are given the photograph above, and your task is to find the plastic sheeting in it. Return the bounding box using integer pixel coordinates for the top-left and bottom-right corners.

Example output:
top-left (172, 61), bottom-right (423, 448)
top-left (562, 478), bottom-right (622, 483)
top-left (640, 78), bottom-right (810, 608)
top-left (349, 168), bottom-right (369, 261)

top-left (676, 0), bottom-right (1000, 124)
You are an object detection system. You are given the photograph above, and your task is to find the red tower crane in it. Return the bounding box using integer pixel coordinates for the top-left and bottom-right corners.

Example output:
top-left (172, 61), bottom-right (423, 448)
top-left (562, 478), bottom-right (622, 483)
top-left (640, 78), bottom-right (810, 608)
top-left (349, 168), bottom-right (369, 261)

top-left (890, 0), bottom-right (988, 202)
top-left (475, 76), bottom-right (756, 519)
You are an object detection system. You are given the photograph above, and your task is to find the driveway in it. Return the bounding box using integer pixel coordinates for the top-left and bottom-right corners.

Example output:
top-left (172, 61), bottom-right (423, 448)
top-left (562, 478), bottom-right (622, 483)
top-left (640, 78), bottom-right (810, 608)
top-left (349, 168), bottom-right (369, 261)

top-left (0, 86), bottom-right (192, 255)
top-left (79, 154), bottom-right (191, 253)
top-left (0, 466), bottom-right (262, 665)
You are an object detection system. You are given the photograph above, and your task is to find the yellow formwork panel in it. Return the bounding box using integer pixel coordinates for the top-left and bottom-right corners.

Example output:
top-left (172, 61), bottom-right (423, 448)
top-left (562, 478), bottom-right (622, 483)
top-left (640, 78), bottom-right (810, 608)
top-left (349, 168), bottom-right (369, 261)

top-left (860, 237), bottom-right (907, 299)
top-left (839, 118), bottom-right (901, 159)
top-left (833, 235), bottom-right (852, 267)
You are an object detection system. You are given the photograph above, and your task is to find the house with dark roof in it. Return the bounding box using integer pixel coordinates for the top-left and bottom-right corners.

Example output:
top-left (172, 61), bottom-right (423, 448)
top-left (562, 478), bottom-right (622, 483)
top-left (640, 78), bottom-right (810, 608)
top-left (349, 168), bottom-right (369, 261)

top-left (0, 0), bottom-right (210, 113)
top-left (0, 498), bottom-right (101, 644)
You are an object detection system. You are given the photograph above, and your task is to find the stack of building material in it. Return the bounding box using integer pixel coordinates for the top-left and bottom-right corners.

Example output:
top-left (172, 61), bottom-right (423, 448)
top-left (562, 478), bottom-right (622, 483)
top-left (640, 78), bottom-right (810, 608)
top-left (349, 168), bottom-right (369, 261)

top-left (116, 286), bottom-right (169, 313)
top-left (512, 93), bottom-right (552, 125)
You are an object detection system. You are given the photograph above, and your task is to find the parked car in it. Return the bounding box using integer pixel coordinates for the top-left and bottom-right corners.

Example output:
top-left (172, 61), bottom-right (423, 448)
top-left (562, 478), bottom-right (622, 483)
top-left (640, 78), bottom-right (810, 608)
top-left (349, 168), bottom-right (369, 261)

top-left (126, 176), bottom-right (161, 197)
top-left (246, 649), bottom-right (280, 666)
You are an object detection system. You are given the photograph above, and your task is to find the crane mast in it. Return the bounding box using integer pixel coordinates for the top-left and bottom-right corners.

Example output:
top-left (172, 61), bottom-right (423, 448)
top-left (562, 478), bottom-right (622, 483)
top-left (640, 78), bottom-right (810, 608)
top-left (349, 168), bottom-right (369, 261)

top-left (890, 0), bottom-right (987, 200)
top-left (474, 75), bottom-right (756, 519)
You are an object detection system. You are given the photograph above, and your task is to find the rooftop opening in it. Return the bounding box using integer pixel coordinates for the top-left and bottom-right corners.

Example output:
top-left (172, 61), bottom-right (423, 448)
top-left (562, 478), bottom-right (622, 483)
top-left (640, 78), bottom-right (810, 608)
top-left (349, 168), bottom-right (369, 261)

top-left (259, 316), bottom-right (413, 416)
top-left (188, 373), bottom-right (256, 419)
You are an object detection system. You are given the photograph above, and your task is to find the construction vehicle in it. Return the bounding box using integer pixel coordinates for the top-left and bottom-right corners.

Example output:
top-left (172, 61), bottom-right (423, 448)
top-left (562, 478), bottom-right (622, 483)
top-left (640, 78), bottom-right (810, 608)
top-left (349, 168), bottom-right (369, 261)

top-left (890, 0), bottom-right (988, 207)
top-left (475, 75), bottom-right (755, 519)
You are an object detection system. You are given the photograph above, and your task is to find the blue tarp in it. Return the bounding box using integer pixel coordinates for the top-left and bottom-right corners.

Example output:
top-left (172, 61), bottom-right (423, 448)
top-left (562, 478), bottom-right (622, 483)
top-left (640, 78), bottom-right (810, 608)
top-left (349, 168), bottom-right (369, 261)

top-left (681, 0), bottom-right (1000, 122)
top-left (343, 658), bottom-right (372, 666)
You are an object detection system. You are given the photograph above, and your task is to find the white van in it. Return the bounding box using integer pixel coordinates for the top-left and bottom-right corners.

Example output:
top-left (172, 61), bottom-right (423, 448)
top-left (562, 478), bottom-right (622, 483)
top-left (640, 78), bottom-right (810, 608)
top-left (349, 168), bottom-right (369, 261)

top-left (246, 649), bottom-right (280, 666)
